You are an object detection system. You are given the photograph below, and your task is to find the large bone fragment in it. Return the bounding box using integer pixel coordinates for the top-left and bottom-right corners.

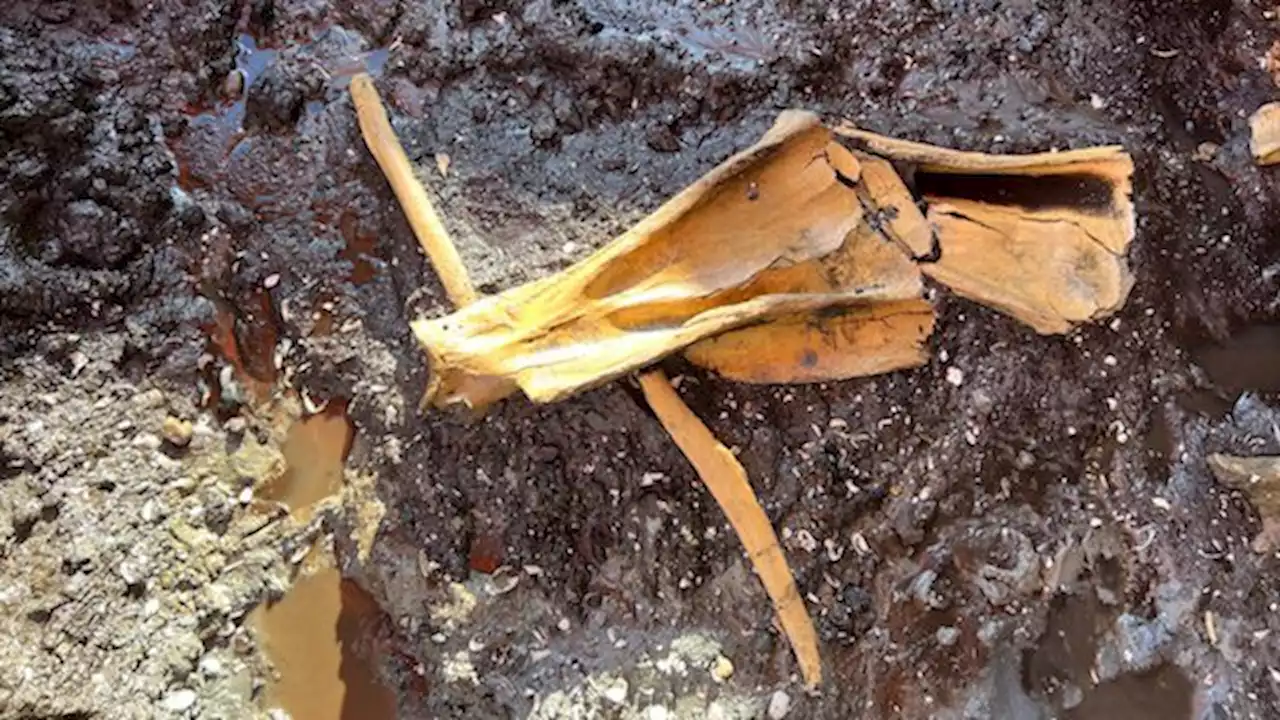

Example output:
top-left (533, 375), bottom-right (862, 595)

top-left (836, 125), bottom-right (1136, 334)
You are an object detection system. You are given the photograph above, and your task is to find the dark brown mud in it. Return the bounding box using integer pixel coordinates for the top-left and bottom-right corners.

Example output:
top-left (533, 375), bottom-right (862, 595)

top-left (3, 0), bottom-right (1280, 718)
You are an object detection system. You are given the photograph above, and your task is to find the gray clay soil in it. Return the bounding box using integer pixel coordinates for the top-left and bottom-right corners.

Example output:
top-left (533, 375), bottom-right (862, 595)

top-left (4, 0), bottom-right (1280, 718)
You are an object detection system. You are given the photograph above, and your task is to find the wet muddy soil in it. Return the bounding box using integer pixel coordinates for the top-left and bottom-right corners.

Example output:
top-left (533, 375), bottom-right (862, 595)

top-left (3, 0), bottom-right (1280, 718)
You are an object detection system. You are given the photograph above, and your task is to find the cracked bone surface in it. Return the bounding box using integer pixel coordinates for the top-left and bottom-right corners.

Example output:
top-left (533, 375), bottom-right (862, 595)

top-left (839, 124), bottom-right (1141, 333)
top-left (413, 113), bottom-right (1137, 409)
top-left (836, 124), bottom-right (1136, 335)
top-left (413, 111), bottom-right (924, 409)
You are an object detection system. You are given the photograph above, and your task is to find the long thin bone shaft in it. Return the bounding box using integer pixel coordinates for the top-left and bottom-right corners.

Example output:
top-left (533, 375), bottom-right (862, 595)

top-left (351, 74), bottom-right (478, 307)
top-left (638, 369), bottom-right (822, 688)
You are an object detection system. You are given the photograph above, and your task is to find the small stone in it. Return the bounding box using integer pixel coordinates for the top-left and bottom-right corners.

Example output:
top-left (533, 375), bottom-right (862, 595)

top-left (118, 559), bottom-right (146, 586)
top-left (1014, 450), bottom-right (1035, 470)
top-left (224, 417), bottom-right (247, 435)
top-left (710, 655), bottom-right (734, 683)
top-left (162, 417), bottom-right (194, 448)
top-left (69, 351), bottom-right (89, 377)
top-left (557, 617), bottom-right (571, 632)
top-left (223, 69), bottom-right (245, 99)
top-left (936, 626), bottom-right (960, 646)
top-left (1193, 141), bottom-right (1220, 162)
top-left (199, 656), bottom-right (224, 677)
top-left (603, 678), bottom-right (628, 705)
top-left (971, 388), bottom-right (994, 413)
top-left (163, 688), bottom-right (197, 712)
top-left (152, 452), bottom-right (182, 470)
top-left (768, 690), bottom-right (791, 719)
top-left (132, 433), bottom-right (163, 450)
top-left (945, 366), bottom-right (964, 387)
top-left (238, 486), bottom-right (254, 505)
top-left (133, 388), bottom-right (165, 408)
top-left (263, 273), bottom-right (281, 289)
top-left (645, 706), bottom-right (670, 720)
top-left (646, 124), bottom-right (680, 153)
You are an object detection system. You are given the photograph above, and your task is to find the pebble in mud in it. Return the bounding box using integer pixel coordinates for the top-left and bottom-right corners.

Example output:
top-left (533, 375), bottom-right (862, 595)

top-left (710, 654), bottom-right (734, 683)
top-left (223, 68), bottom-right (245, 99)
top-left (161, 416), bottom-right (193, 447)
top-left (603, 677), bottom-right (628, 705)
top-left (936, 626), bottom-right (961, 647)
top-left (162, 688), bottom-right (197, 712)
top-left (768, 690), bottom-right (792, 719)
top-left (645, 705), bottom-right (671, 720)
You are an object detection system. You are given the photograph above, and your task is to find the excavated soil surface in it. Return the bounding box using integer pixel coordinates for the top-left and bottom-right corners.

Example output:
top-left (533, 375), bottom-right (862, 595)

top-left (3, 0), bottom-right (1280, 718)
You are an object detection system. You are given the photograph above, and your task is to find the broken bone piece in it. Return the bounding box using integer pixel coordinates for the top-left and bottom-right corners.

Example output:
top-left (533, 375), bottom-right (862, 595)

top-left (684, 299), bottom-right (935, 384)
top-left (639, 370), bottom-right (822, 688)
top-left (836, 125), bottom-right (1137, 334)
top-left (413, 111), bottom-right (922, 409)
top-left (416, 113), bottom-right (1139, 408)
top-left (683, 211), bottom-right (935, 383)
top-left (1207, 453), bottom-right (1280, 554)
top-left (684, 164), bottom-right (937, 383)
top-left (1250, 102), bottom-right (1280, 166)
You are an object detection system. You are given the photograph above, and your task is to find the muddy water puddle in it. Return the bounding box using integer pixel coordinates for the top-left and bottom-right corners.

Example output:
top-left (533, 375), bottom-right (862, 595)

top-left (250, 402), bottom-right (396, 719)
top-left (253, 560), bottom-right (396, 720)
top-left (260, 399), bottom-right (353, 510)
top-left (1193, 324), bottom-right (1280, 398)
top-left (1066, 664), bottom-right (1193, 720)
top-left (1025, 594), bottom-right (1193, 719)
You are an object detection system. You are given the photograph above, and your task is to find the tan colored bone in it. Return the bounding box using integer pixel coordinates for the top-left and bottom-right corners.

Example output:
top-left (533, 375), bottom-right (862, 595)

top-left (1250, 102), bottom-right (1280, 166)
top-left (413, 112), bottom-right (924, 408)
top-left (836, 125), bottom-right (1136, 334)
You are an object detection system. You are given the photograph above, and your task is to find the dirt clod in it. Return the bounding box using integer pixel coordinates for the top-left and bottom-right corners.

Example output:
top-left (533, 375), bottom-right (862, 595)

top-left (1208, 453), bottom-right (1280, 552)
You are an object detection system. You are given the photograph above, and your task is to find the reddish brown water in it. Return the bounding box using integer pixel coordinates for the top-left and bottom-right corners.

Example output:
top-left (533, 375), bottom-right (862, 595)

top-left (260, 399), bottom-right (353, 510)
top-left (253, 563), bottom-right (397, 720)
top-left (203, 294), bottom-right (278, 406)
top-left (339, 210), bottom-right (378, 285)
top-left (252, 401), bottom-right (396, 720)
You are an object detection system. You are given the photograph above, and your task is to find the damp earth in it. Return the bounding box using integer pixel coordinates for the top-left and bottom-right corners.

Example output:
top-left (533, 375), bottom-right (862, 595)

top-left (3, 0), bottom-right (1280, 718)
